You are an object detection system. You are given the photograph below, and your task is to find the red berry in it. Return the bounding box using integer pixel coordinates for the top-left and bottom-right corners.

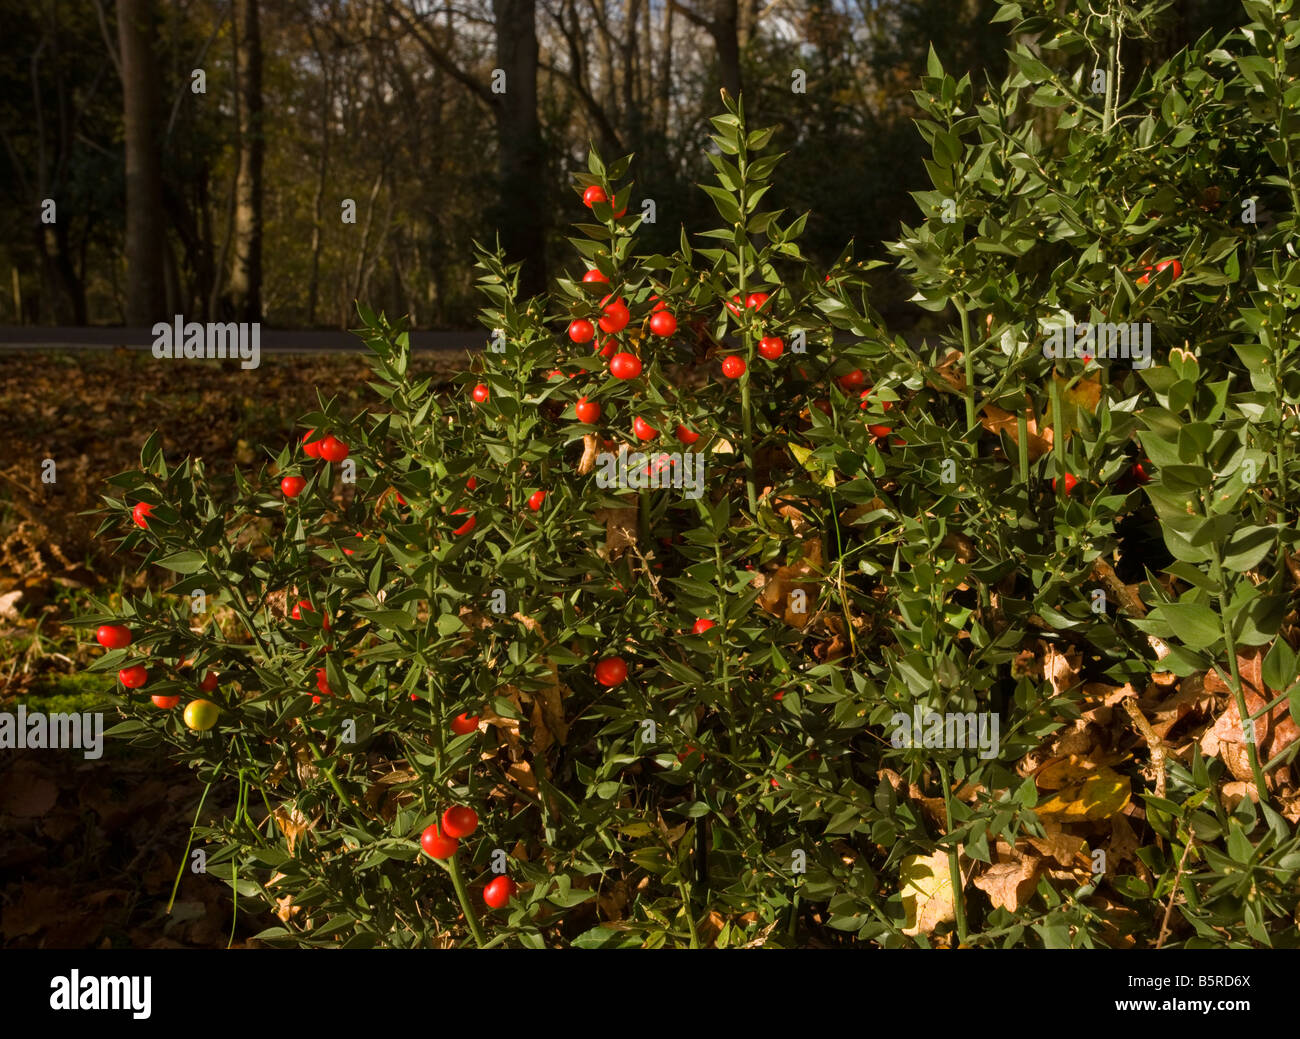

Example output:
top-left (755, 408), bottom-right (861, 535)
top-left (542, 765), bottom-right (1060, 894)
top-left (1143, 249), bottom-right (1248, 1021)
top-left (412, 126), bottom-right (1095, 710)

top-left (595, 656), bottom-right (628, 687)
top-left (315, 668), bottom-right (332, 697)
top-left (281, 475), bottom-right (306, 498)
top-left (582, 269), bottom-right (609, 283)
top-left (452, 508), bottom-right (476, 536)
top-left (118, 665), bottom-right (149, 689)
top-left (96, 624), bottom-right (132, 650)
top-left (569, 318), bottom-right (596, 344)
top-left (471, 383), bottom-right (489, 403)
top-left (677, 744), bottom-right (699, 763)
top-left (302, 429), bottom-right (322, 457)
top-left (317, 435), bottom-right (350, 463)
top-left (773, 689), bottom-right (785, 701)
top-left (676, 424), bottom-right (700, 445)
top-left (837, 369), bottom-right (866, 391)
top-left (725, 295), bottom-right (744, 317)
top-left (465, 477), bottom-right (477, 491)
top-left (868, 424), bottom-right (893, 439)
top-left (599, 297), bottom-right (630, 334)
top-left (450, 712), bottom-right (480, 735)
top-left (1053, 473), bottom-right (1079, 496)
top-left (609, 352), bottom-right (642, 379)
top-left (596, 337), bottom-right (617, 359)
top-left (582, 185), bottom-right (608, 208)
top-left (721, 355), bottom-right (746, 379)
top-left (421, 824), bottom-right (458, 859)
top-left (483, 875), bottom-right (517, 909)
top-left (632, 416), bottom-right (658, 442)
top-left (528, 490), bottom-right (546, 511)
top-left (745, 292), bottom-right (770, 311)
top-left (1136, 259), bottom-right (1183, 286)
top-left (199, 671), bottom-right (218, 693)
top-left (692, 618), bottom-right (715, 634)
top-left (858, 387), bottom-right (893, 412)
top-left (396, 491), bottom-right (408, 505)
top-left (151, 694), bottom-right (180, 709)
top-left (758, 336), bottom-right (784, 360)
top-left (1132, 461), bottom-right (1151, 485)
top-left (649, 310), bottom-right (677, 337)
top-left (441, 805), bottom-right (479, 839)
top-left (649, 294), bottom-right (669, 312)
top-left (291, 599), bottom-right (313, 620)
top-left (131, 502), bottom-right (154, 529)
top-left (575, 397), bottom-right (601, 423)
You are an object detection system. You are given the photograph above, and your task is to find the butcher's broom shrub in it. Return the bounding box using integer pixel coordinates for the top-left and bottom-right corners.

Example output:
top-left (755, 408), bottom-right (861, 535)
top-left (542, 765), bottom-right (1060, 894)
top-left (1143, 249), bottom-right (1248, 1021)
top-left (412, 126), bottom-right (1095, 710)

top-left (85, 0), bottom-right (1300, 947)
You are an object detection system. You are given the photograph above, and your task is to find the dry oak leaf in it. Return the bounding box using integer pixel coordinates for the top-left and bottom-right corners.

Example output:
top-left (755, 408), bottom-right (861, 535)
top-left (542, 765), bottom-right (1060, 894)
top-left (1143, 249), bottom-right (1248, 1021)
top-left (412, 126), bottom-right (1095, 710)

top-left (1079, 681), bottom-right (1139, 727)
top-left (979, 398), bottom-right (1053, 461)
top-left (1041, 641), bottom-right (1083, 697)
top-left (1104, 813), bottom-right (1141, 870)
top-left (1025, 828), bottom-right (1088, 867)
top-left (900, 849), bottom-right (959, 936)
top-left (757, 537), bottom-right (825, 629)
top-left (273, 805), bottom-right (321, 856)
top-left (973, 855), bottom-right (1044, 912)
top-left (526, 664), bottom-right (571, 756)
top-left (1201, 649), bottom-right (1300, 770)
top-left (1033, 766), bottom-right (1132, 823)
top-left (592, 502), bottom-right (639, 560)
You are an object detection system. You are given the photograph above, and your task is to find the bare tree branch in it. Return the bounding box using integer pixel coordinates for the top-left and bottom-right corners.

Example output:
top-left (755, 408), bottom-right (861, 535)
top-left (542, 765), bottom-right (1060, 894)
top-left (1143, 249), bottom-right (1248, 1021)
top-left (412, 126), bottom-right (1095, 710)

top-left (382, 0), bottom-right (495, 108)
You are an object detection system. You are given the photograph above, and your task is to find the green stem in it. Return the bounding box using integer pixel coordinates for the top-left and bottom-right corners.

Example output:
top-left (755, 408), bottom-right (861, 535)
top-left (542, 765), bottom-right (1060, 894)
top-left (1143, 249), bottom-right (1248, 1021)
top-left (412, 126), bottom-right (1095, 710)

top-left (1210, 554), bottom-right (1270, 803)
top-left (167, 780), bottom-right (213, 913)
top-left (445, 853), bottom-right (488, 948)
top-left (1016, 408), bottom-right (1031, 489)
top-left (956, 302), bottom-right (976, 458)
top-left (307, 740), bottom-right (369, 829)
top-left (737, 152), bottom-right (758, 516)
top-left (937, 760), bottom-right (967, 942)
top-left (674, 858), bottom-right (702, 949)
top-left (1103, 3), bottom-right (1122, 133)
top-left (1049, 368), bottom-right (1066, 553)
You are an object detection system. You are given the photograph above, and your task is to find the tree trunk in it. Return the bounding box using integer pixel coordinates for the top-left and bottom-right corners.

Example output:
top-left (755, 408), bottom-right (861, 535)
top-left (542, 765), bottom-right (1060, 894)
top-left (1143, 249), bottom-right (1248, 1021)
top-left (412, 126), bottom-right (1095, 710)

top-left (713, 0), bottom-right (741, 101)
top-left (492, 0), bottom-right (546, 297)
top-left (116, 0), bottom-right (166, 324)
top-left (228, 0), bottom-right (264, 322)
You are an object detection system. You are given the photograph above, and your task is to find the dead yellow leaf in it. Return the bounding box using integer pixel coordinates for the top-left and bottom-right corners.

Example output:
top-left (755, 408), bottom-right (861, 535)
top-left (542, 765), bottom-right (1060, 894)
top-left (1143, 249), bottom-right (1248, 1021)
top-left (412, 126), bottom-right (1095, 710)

top-left (1034, 767), bottom-right (1132, 823)
top-left (900, 850), bottom-right (958, 937)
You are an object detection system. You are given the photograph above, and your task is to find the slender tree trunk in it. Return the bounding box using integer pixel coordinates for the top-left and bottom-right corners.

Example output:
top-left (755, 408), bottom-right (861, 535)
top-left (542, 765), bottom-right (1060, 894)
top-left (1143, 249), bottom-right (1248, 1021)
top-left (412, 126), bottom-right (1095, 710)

top-left (714, 0), bottom-right (741, 101)
top-left (659, 2), bottom-right (674, 138)
top-left (228, 0), bottom-right (263, 321)
top-left (306, 59), bottom-right (332, 327)
top-left (117, 0), bottom-right (166, 323)
top-left (492, 0), bottom-right (546, 297)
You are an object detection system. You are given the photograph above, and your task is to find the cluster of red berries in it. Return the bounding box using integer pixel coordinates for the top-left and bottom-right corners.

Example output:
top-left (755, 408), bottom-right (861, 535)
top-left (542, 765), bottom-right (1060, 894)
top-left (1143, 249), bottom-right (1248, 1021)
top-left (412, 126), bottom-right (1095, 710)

top-left (96, 624), bottom-right (220, 711)
top-left (282, 430), bottom-right (351, 498)
top-left (420, 805), bottom-right (518, 909)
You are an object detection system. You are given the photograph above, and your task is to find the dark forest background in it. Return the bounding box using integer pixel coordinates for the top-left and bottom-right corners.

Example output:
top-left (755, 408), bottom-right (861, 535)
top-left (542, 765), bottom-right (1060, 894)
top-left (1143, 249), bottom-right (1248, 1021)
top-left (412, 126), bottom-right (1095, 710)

top-left (0, 0), bottom-right (1242, 331)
